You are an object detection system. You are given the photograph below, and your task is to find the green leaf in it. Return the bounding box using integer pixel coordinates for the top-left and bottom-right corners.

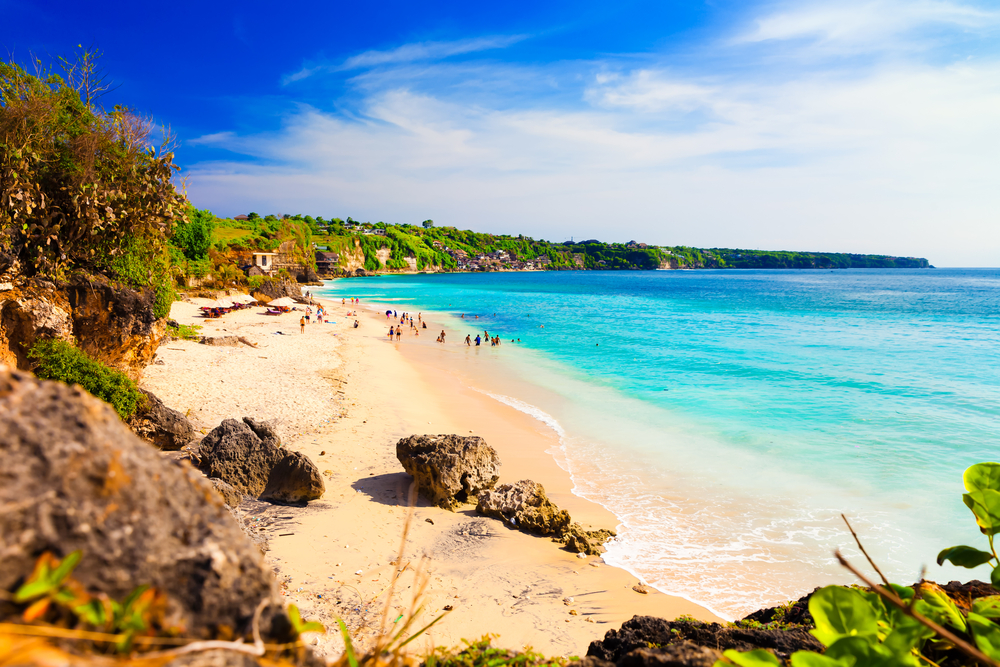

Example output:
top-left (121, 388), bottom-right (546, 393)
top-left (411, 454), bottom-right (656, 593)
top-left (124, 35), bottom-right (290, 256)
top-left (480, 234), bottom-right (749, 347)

top-left (337, 619), bottom-right (359, 667)
top-left (937, 545), bottom-right (995, 568)
top-left (883, 617), bottom-right (934, 654)
top-left (965, 463), bottom-right (1000, 493)
top-left (789, 652), bottom-right (849, 667)
top-left (973, 596), bottom-right (1000, 619)
top-left (963, 490), bottom-right (1000, 536)
top-left (826, 636), bottom-right (920, 667)
top-left (968, 612), bottom-right (1000, 661)
top-left (993, 565), bottom-right (1000, 590)
top-left (719, 650), bottom-right (782, 667)
top-left (912, 588), bottom-right (967, 633)
top-left (809, 586), bottom-right (879, 647)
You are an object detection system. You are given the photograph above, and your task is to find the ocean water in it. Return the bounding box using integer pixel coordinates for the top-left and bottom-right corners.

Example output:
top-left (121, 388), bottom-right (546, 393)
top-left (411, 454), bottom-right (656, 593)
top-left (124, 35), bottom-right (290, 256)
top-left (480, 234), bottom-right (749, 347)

top-left (315, 269), bottom-right (1000, 619)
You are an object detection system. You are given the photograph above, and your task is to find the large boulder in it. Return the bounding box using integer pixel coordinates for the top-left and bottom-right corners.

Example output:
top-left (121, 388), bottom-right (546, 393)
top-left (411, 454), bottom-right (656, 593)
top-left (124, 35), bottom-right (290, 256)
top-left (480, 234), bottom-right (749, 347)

top-left (192, 417), bottom-right (324, 504)
top-left (396, 434), bottom-right (501, 509)
top-left (476, 479), bottom-right (571, 536)
top-left (0, 366), bottom-right (281, 638)
top-left (129, 388), bottom-right (196, 450)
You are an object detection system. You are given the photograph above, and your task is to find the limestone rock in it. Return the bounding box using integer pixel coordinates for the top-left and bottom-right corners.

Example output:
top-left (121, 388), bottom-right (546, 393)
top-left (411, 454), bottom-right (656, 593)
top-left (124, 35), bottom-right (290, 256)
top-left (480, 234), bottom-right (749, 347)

top-left (210, 478), bottom-right (245, 506)
top-left (0, 280), bottom-right (73, 369)
top-left (560, 522), bottom-right (617, 556)
top-left (616, 644), bottom-right (723, 667)
top-left (260, 451), bottom-right (325, 504)
top-left (129, 388), bottom-right (196, 450)
top-left (476, 479), bottom-right (571, 536)
top-left (0, 366), bottom-right (280, 638)
top-left (199, 335), bottom-right (241, 346)
top-left (396, 434), bottom-right (501, 509)
top-left (192, 417), bottom-right (324, 504)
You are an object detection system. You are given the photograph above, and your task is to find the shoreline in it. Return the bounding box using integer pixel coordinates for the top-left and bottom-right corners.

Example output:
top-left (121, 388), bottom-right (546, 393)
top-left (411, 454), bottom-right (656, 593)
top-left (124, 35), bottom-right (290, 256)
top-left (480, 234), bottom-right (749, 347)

top-left (146, 291), bottom-right (721, 660)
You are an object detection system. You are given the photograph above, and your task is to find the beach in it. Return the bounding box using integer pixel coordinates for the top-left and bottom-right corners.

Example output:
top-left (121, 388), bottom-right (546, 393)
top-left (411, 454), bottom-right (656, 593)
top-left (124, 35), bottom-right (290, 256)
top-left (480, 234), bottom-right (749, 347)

top-left (143, 293), bottom-right (720, 660)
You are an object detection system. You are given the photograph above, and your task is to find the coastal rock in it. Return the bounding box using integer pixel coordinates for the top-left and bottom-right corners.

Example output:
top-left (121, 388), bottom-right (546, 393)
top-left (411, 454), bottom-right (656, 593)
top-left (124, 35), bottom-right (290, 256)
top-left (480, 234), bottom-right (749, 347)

top-left (0, 366), bottom-right (281, 638)
top-left (476, 479), bottom-right (571, 536)
top-left (251, 278), bottom-right (302, 302)
top-left (211, 478), bottom-right (245, 506)
top-left (260, 451), bottom-right (325, 503)
top-left (559, 522), bottom-right (617, 556)
top-left (128, 388), bottom-right (196, 450)
top-left (0, 279), bottom-right (74, 369)
top-left (587, 616), bottom-right (823, 664)
top-left (199, 335), bottom-right (241, 346)
top-left (193, 417), bottom-right (324, 503)
top-left (396, 434), bottom-right (501, 509)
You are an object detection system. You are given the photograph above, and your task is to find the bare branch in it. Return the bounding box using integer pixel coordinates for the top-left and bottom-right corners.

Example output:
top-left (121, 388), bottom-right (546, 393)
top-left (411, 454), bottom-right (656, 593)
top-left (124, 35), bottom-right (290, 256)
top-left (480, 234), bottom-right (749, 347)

top-left (841, 513), bottom-right (892, 587)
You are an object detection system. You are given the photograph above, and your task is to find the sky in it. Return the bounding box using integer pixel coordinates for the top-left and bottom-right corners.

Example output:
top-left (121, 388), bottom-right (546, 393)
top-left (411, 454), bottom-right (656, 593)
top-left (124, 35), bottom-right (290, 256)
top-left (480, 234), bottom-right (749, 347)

top-left (3, 0), bottom-right (1000, 265)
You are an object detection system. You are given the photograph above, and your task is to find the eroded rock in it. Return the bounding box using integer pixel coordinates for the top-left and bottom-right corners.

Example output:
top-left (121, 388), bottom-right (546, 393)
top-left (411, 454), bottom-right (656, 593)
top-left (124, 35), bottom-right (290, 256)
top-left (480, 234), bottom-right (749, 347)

top-left (396, 434), bottom-right (501, 509)
top-left (129, 388), bottom-right (196, 450)
top-left (476, 479), bottom-right (571, 536)
top-left (192, 417), bottom-right (324, 504)
top-left (559, 522), bottom-right (617, 556)
top-left (0, 366), bottom-right (280, 638)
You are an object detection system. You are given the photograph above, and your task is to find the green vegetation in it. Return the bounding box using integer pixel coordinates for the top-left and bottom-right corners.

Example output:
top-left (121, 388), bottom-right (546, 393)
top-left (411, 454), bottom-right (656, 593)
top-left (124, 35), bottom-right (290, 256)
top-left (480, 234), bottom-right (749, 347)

top-left (718, 461), bottom-right (1000, 667)
top-left (166, 322), bottom-right (201, 341)
top-left (0, 50), bottom-right (187, 314)
top-left (28, 339), bottom-right (143, 419)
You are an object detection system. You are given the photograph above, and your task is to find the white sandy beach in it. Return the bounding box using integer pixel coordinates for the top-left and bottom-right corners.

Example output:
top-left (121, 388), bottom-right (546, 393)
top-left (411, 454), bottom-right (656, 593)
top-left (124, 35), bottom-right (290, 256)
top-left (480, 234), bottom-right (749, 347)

top-left (143, 291), bottom-right (720, 660)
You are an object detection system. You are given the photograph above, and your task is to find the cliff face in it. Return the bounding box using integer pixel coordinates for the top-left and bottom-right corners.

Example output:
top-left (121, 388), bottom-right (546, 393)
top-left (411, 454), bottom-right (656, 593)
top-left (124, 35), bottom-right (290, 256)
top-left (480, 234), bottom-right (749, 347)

top-left (0, 267), bottom-right (164, 381)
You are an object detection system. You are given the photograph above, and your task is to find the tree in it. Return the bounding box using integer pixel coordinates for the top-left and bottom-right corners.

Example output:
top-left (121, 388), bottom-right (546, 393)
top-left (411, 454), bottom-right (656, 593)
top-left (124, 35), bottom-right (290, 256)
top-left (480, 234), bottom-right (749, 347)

top-left (172, 207), bottom-right (215, 260)
top-left (422, 219), bottom-right (434, 228)
top-left (0, 51), bottom-right (187, 289)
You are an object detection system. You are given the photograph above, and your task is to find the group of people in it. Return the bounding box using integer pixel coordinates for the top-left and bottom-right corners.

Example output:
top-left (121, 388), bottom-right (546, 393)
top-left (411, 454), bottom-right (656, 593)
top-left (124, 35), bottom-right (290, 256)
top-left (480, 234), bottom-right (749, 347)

top-left (387, 311), bottom-right (429, 341)
top-left (299, 304), bottom-right (327, 332)
top-left (464, 331), bottom-right (508, 347)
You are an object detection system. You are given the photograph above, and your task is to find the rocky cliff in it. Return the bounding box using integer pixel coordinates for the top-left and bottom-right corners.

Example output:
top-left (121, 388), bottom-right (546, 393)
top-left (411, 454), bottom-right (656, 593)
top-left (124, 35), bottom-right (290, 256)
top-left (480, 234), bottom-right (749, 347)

top-left (0, 260), bottom-right (165, 381)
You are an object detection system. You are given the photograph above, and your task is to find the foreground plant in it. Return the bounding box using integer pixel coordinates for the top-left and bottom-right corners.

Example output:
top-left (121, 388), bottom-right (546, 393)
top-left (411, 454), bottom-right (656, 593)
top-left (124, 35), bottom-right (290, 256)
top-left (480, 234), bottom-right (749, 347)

top-left (717, 462), bottom-right (1000, 667)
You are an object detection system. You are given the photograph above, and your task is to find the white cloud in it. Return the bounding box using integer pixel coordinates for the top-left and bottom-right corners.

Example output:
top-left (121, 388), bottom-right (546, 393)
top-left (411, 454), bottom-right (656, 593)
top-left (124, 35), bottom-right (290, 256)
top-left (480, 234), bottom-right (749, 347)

top-left (738, 0), bottom-right (999, 49)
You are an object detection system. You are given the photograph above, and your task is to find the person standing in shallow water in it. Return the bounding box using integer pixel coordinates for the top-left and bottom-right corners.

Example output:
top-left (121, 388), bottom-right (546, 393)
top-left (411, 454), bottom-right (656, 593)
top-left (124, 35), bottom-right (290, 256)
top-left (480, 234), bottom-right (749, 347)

top-left (465, 335), bottom-right (471, 346)
top-left (475, 335), bottom-right (481, 346)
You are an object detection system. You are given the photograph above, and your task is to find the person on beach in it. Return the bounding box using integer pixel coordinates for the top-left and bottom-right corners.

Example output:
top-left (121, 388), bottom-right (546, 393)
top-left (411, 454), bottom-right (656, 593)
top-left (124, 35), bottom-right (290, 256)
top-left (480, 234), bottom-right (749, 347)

top-left (461, 314), bottom-right (465, 319)
top-left (422, 321), bottom-right (427, 329)
top-left (475, 335), bottom-right (481, 346)
top-left (465, 334), bottom-right (471, 346)
top-left (354, 320), bottom-right (360, 328)
top-left (440, 330), bottom-right (446, 342)
top-left (388, 326), bottom-right (394, 340)
top-left (395, 328), bottom-right (402, 341)
top-left (300, 316), bottom-right (305, 334)
top-left (342, 298), bottom-right (346, 305)
top-left (305, 307), bottom-right (312, 323)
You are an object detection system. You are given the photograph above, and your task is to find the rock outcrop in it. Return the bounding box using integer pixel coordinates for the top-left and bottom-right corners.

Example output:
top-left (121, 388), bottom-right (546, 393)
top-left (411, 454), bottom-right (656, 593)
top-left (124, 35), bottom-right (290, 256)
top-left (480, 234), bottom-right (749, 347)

top-left (476, 479), bottom-right (571, 535)
top-left (128, 388), bottom-right (197, 450)
top-left (251, 278), bottom-right (302, 303)
top-left (0, 366), bottom-right (282, 638)
top-left (0, 274), bottom-right (165, 381)
top-left (396, 434), bottom-right (501, 509)
top-left (191, 417), bottom-right (325, 504)
top-left (586, 616), bottom-right (824, 665)
top-left (559, 523), bottom-right (617, 556)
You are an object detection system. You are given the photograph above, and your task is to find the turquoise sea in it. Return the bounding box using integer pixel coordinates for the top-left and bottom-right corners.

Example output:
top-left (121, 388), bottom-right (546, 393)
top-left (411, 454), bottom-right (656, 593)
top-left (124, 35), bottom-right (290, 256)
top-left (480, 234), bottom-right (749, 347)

top-left (315, 269), bottom-right (1000, 619)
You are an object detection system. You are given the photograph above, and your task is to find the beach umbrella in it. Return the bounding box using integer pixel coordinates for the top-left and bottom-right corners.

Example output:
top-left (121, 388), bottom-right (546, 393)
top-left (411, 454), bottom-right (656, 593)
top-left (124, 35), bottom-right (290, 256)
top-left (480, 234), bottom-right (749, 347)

top-left (203, 298), bottom-right (233, 308)
top-left (269, 297), bottom-right (296, 307)
top-left (230, 293), bottom-right (256, 304)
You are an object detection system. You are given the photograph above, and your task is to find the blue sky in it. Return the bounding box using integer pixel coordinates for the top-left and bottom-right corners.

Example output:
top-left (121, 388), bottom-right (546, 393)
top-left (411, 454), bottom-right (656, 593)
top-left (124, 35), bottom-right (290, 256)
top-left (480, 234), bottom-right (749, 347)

top-left (4, 0), bottom-right (1000, 265)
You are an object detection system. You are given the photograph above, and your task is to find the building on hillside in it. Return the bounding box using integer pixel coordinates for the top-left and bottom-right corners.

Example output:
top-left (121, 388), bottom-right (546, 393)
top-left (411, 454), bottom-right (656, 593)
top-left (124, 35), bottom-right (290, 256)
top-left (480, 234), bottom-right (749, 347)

top-left (234, 214), bottom-right (250, 221)
top-left (251, 252), bottom-right (279, 275)
top-left (315, 251), bottom-right (340, 274)
top-left (363, 228), bottom-right (386, 236)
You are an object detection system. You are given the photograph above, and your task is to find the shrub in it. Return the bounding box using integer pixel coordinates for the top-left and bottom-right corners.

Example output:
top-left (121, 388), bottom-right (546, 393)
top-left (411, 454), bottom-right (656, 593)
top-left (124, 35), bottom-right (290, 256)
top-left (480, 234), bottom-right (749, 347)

top-left (29, 339), bottom-right (144, 420)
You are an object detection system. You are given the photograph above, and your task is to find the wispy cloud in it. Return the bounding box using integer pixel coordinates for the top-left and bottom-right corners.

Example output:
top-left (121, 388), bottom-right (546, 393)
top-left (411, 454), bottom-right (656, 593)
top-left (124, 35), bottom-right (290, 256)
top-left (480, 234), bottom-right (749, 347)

top-left (736, 0), bottom-right (1000, 50)
top-left (283, 34), bottom-right (529, 84)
